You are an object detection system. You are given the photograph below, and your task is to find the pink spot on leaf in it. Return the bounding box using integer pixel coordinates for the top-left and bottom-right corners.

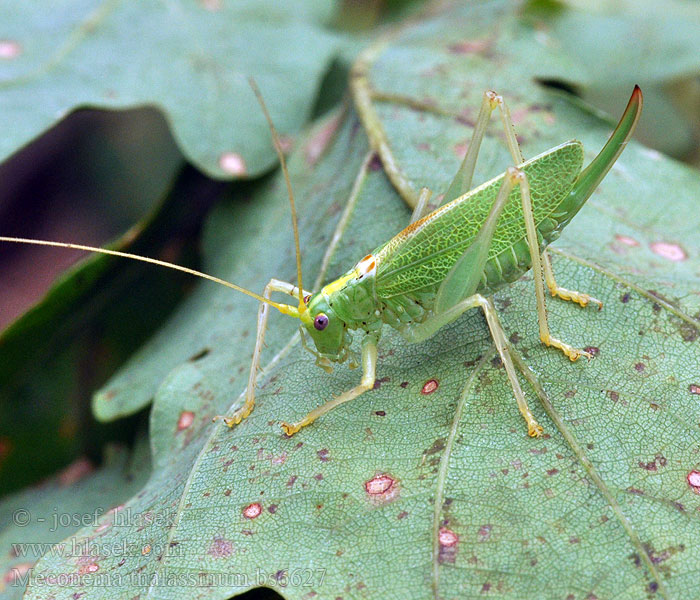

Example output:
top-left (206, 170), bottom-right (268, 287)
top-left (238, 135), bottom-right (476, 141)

top-left (365, 473), bottom-right (399, 504)
top-left (0, 40), bottom-right (21, 59)
top-left (199, 0), bottom-right (221, 9)
top-left (447, 39), bottom-right (489, 54)
top-left (615, 234), bottom-right (639, 247)
top-left (690, 384), bottom-right (700, 395)
top-left (59, 458), bottom-right (93, 486)
top-left (4, 563), bottom-right (33, 584)
top-left (305, 114), bottom-right (341, 165)
top-left (243, 502), bottom-right (262, 519)
top-left (687, 470), bottom-right (700, 493)
top-left (78, 563), bottom-right (99, 575)
top-left (453, 142), bottom-right (468, 159)
top-left (177, 410), bottom-right (195, 431)
top-left (439, 527), bottom-right (458, 547)
top-left (438, 527), bottom-right (459, 563)
top-left (650, 241), bottom-right (687, 262)
top-left (421, 379), bottom-right (439, 395)
top-left (219, 152), bottom-right (247, 176)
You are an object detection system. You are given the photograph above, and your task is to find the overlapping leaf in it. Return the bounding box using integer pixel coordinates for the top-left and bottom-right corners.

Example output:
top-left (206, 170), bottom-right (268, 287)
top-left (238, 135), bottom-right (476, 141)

top-left (0, 0), bottom-right (339, 177)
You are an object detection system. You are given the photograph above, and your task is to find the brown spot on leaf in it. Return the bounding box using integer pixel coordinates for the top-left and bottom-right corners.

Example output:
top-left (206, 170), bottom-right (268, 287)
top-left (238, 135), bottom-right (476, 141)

top-left (639, 454), bottom-right (667, 471)
top-left (679, 323), bottom-right (699, 343)
top-left (208, 536), bottom-right (233, 557)
top-left (188, 347), bottom-right (210, 362)
top-left (199, 0), bottom-right (221, 10)
top-left (317, 448), bottom-right (330, 462)
top-left (453, 142), bottom-right (468, 159)
top-left (373, 376), bottom-right (390, 390)
top-left (424, 437), bottom-right (446, 456)
top-left (78, 562), bottom-right (99, 575)
top-left (478, 524), bottom-right (492, 542)
top-left (368, 153), bottom-right (383, 171)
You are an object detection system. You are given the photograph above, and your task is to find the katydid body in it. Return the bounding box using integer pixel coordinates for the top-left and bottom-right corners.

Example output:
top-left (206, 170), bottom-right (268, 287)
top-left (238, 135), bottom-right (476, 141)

top-left (0, 85), bottom-right (642, 439)
top-left (273, 86), bottom-right (642, 436)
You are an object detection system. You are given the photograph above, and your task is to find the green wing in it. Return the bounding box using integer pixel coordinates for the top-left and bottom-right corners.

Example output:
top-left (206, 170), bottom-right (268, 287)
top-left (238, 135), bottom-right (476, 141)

top-left (375, 141), bottom-right (584, 298)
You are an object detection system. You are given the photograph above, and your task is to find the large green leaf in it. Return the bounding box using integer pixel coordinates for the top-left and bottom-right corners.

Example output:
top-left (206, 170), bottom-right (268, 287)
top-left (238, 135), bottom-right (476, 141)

top-left (0, 0), bottom-right (340, 177)
top-left (19, 2), bottom-right (700, 599)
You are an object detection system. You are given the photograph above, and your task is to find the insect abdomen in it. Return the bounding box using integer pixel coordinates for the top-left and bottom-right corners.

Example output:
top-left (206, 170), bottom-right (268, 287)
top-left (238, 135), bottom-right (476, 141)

top-left (374, 142), bottom-right (584, 299)
top-left (480, 214), bottom-right (560, 294)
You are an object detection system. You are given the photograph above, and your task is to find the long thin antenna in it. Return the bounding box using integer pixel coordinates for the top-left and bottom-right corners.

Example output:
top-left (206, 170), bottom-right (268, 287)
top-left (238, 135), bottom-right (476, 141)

top-left (248, 77), bottom-right (305, 313)
top-left (0, 236), bottom-right (297, 314)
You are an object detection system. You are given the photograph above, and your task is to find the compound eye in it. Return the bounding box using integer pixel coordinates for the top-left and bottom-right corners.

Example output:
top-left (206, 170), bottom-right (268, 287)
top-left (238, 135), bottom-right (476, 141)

top-left (313, 314), bottom-right (329, 331)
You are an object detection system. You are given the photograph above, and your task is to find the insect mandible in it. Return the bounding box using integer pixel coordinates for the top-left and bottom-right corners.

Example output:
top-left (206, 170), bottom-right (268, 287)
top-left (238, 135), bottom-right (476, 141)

top-left (0, 82), bottom-right (643, 438)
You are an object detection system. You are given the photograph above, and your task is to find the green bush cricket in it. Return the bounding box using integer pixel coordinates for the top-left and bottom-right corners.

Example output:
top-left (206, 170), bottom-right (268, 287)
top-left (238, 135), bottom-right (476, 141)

top-left (0, 83), bottom-right (643, 438)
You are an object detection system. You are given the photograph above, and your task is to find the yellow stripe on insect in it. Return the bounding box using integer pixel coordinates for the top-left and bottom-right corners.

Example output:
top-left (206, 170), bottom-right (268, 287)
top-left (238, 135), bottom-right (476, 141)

top-left (320, 254), bottom-right (377, 299)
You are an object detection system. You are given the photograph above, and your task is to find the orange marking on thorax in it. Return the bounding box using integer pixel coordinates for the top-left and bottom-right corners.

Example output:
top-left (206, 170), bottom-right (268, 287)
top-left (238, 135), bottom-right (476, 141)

top-left (356, 254), bottom-right (377, 277)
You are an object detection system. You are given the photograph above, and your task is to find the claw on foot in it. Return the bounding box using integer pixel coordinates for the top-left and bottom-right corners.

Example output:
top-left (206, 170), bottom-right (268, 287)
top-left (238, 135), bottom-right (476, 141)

top-left (280, 422), bottom-right (301, 436)
top-left (528, 422), bottom-right (544, 437)
top-left (543, 336), bottom-right (592, 361)
top-left (566, 347), bottom-right (593, 361)
top-left (212, 403), bottom-right (253, 429)
top-left (212, 415), bottom-right (238, 428)
top-left (548, 285), bottom-right (603, 311)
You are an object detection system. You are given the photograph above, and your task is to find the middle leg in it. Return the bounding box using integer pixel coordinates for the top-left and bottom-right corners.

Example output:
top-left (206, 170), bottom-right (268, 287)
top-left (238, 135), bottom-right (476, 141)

top-left (401, 293), bottom-right (543, 437)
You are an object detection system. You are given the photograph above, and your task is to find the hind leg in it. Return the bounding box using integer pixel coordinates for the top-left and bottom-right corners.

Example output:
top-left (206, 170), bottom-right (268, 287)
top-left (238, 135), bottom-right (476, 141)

top-left (542, 251), bottom-right (603, 310)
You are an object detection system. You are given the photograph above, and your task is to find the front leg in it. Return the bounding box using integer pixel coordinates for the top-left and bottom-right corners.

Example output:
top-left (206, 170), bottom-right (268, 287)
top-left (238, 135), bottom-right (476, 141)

top-left (281, 334), bottom-right (378, 436)
top-left (214, 278), bottom-right (306, 429)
